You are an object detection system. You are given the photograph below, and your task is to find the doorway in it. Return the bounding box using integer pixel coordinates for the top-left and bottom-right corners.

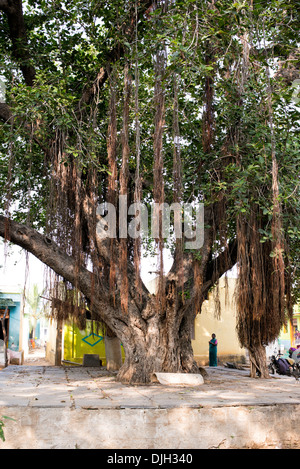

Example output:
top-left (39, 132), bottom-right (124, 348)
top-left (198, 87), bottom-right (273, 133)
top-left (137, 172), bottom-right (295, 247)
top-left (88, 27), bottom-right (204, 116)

top-left (0, 309), bottom-right (10, 344)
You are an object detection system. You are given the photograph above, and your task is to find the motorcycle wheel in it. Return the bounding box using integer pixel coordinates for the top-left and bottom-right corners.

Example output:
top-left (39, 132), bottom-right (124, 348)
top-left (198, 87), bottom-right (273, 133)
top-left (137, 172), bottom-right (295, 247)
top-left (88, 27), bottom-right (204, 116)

top-left (268, 364), bottom-right (275, 374)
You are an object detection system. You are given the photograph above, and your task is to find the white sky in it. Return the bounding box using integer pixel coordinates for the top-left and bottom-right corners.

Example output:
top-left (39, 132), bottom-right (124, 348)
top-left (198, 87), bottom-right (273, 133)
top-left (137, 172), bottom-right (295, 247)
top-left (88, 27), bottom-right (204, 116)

top-left (0, 241), bottom-right (173, 292)
top-left (0, 242), bottom-right (46, 291)
top-left (0, 240), bottom-right (236, 298)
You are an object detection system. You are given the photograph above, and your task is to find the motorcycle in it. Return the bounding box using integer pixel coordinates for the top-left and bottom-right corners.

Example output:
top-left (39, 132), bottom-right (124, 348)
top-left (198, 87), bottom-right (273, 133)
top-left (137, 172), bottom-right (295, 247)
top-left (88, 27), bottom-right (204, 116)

top-left (268, 349), bottom-right (300, 380)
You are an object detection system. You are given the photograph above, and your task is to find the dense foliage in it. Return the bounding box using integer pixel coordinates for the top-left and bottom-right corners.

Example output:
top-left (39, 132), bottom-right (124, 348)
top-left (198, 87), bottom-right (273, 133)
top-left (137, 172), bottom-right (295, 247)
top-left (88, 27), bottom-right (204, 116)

top-left (0, 0), bottom-right (299, 380)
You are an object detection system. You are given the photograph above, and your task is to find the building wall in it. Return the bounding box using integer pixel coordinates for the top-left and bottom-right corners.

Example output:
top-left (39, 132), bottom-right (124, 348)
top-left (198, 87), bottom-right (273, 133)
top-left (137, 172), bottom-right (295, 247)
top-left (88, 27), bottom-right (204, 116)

top-left (278, 304), bottom-right (300, 354)
top-left (146, 274), bottom-right (246, 366)
top-left (45, 318), bottom-right (58, 365)
top-left (0, 289), bottom-right (22, 351)
top-left (63, 321), bottom-right (125, 366)
top-left (192, 276), bottom-right (246, 365)
top-left (63, 321), bottom-right (106, 364)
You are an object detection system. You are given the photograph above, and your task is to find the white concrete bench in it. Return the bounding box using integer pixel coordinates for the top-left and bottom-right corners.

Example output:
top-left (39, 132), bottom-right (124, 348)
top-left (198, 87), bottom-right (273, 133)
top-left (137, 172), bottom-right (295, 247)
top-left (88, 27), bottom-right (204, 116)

top-left (7, 349), bottom-right (24, 365)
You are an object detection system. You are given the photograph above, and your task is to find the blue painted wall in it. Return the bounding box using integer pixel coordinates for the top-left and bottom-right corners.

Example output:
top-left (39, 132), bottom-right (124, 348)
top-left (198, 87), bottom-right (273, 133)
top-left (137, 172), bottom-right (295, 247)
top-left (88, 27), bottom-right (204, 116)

top-left (0, 292), bottom-right (22, 350)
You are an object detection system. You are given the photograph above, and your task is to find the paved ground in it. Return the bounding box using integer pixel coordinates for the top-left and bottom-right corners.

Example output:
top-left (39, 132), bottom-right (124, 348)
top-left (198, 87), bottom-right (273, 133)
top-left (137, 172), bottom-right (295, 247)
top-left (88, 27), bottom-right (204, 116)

top-left (0, 353), bottom-right (300, 409)
top-left (1, 350), bottom-right (300, 449)
top-left (23, 347), bottom-right (50, 367)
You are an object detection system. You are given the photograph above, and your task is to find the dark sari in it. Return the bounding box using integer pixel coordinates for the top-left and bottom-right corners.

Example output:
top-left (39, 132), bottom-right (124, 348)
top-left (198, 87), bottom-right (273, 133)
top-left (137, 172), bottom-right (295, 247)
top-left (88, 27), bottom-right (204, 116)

top-left (209, 338), bottom-right (218, 367)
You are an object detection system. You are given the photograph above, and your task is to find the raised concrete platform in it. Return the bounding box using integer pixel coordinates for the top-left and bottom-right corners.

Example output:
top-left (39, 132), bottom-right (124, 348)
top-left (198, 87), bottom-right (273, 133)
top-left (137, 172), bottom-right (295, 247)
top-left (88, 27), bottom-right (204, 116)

top-left (0, 365), bottom-right (299, 449)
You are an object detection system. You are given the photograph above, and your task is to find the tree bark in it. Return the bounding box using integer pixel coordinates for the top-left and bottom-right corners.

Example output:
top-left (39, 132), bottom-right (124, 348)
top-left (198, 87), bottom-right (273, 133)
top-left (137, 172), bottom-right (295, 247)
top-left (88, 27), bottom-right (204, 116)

top-left (248, 344), bottom-right (270, 379)
top-left (0, 0), bottom-right (36, 86)
top-left (116, 290), bottom-right (205, 384)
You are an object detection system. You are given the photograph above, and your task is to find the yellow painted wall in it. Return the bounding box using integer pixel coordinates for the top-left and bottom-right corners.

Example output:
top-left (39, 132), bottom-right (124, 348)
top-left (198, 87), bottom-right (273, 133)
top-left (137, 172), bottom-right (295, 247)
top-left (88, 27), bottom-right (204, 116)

top-left (147, 274), bottom-right (245, 366)
top-left (192, 276), bottom-right (246, 365)
top-left (63, 320), bottom-right (125, 366)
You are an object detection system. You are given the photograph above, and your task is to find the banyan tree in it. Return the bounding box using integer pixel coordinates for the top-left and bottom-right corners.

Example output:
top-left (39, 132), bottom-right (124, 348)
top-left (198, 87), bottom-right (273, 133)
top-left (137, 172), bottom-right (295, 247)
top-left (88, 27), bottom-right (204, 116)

top-left (0, 0), bottom-right (299, 382)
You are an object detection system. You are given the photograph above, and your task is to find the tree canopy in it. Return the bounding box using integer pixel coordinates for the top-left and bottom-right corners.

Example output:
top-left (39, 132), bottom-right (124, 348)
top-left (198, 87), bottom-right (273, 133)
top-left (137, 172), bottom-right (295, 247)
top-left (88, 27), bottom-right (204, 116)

top-left (0, 0), bottom-right (299, 381)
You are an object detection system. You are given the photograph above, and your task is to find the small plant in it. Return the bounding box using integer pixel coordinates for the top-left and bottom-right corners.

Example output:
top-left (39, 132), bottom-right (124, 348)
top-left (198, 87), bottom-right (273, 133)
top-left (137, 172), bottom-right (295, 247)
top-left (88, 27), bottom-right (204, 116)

top-left (0, 416), bottom-right (16, 442)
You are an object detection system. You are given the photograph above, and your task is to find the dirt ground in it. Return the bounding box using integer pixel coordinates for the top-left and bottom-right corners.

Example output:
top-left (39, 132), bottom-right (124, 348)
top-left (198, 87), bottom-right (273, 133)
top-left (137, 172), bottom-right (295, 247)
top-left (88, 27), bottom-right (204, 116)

top-left (0, 347), bottom-right (49, 370)
top-left (21, 346), bottom-right (50, 366)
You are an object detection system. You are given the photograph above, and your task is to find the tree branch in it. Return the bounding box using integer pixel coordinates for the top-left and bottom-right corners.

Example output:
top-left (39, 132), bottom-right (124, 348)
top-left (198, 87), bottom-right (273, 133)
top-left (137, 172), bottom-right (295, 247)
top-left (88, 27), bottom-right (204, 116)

top-left (203, 239), bottom-right (238, 296)
top-left (0, 215), bottom-right (139, 334)
top-left (77, 0), bottom-right (153, 112)
top-left (1, 0), bottom-right (36, 86)
top-left (0, 215), bottom-right (93, 297)
top-left (0, 0), bottom-right (8, 11)
top-left (0, 103), bottom-right (12, 122)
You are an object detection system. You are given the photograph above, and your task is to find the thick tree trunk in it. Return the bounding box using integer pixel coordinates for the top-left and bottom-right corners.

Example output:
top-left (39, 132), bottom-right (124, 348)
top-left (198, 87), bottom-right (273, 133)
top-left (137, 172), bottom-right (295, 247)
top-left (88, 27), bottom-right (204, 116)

top-left (248, 344), bottom-right (270, 379)
top-left (116, 301), bottom-right (205, 384)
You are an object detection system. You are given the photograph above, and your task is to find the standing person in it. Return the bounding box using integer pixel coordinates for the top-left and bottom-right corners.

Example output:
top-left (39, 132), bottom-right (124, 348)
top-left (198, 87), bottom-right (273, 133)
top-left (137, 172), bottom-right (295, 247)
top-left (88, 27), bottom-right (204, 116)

top-left (209, 333), bottom-right (218, 367)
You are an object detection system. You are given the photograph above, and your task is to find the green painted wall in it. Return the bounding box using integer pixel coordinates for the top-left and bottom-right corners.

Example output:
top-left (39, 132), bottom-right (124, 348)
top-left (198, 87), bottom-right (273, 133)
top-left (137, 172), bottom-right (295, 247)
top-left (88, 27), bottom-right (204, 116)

top-left (63, 320), bottom-right (125, 365)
